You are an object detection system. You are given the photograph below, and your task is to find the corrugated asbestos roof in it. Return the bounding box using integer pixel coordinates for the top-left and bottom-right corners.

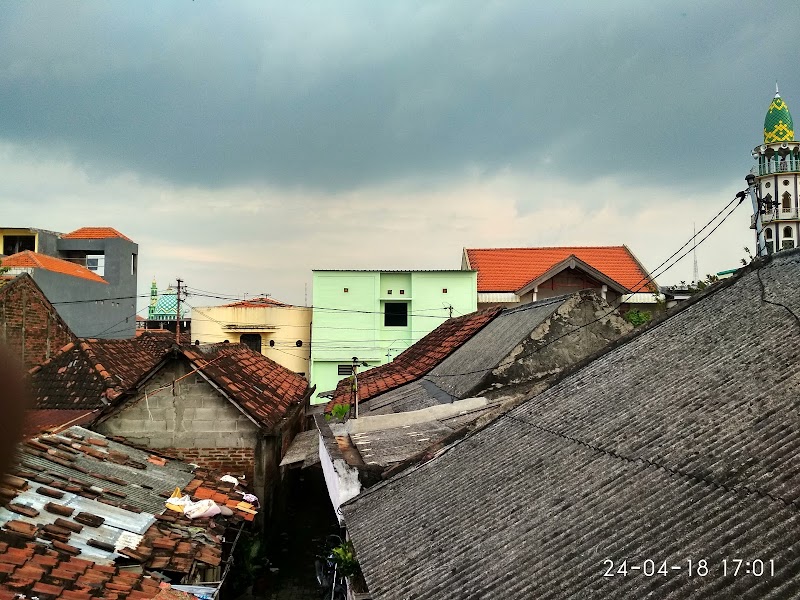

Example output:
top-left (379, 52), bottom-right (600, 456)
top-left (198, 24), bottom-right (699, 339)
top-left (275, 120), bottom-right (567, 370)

top-left (342, 249), bottom-right (800, 599)
top-left (359, 295), bottom-right (580, 415)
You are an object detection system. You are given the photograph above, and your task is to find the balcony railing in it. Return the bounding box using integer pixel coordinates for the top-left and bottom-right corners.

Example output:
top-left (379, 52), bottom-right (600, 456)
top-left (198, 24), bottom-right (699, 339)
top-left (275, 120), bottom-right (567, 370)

top-left (758, 161), bottom-right (800, 176)
top-left (762, 209), bottom-right (799, 222)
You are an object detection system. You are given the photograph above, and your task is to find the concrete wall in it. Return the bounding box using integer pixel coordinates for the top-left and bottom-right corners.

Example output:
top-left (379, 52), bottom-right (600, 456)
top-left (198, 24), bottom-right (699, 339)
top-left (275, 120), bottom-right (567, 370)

top-left (310, 270), bottom-right (477, 403)
top-left (191, 304), bottom-right (311, 375)
top-left (55, 237), bottom-right (138, 338)
top-left (486, 292), bottom-right (633, 397)
top-left (33, 269), bottom-right (137, 339)
top-left (0, 275), bottom-right (77, 368)
top-left (95, 356), bottom-right (303, 516)
top-left (96, 358), bottom-right (261, 454)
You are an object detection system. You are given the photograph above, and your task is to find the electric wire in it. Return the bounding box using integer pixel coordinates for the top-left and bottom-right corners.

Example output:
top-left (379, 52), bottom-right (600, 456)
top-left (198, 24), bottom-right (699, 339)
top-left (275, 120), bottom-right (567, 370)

top-left (427, 191), bottom-right (747, 380)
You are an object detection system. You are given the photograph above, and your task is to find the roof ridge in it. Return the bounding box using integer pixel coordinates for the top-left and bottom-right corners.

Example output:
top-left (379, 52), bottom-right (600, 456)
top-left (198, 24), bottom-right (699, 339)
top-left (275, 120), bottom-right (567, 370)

top-left (467, 245), bottom-right (627, 251)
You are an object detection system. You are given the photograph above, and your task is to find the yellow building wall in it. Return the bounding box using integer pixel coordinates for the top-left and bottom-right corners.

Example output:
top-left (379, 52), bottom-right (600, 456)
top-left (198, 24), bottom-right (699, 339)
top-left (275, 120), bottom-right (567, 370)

top-left (0, 228), bottom-right (39, 254)
top-left (190, 304), bottom-right (312, 377)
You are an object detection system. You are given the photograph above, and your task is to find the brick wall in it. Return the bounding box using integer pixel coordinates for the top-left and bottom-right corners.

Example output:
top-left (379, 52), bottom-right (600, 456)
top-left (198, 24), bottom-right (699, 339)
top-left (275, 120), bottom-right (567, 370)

top-left (0, 275), bottom-right (76, 369)
top-left (158, 447), bottom-right (256, 482)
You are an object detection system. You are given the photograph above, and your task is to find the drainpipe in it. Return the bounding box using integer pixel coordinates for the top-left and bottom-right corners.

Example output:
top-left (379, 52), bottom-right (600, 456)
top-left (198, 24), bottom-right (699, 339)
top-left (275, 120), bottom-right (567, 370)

top-left (601, 284), bottom-right (607, 301)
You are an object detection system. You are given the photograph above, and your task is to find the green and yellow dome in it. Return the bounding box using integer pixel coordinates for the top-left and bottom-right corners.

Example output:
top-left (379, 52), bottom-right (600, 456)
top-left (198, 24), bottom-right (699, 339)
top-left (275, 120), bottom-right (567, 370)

top-left (764, 90), bottom-right (794, 143)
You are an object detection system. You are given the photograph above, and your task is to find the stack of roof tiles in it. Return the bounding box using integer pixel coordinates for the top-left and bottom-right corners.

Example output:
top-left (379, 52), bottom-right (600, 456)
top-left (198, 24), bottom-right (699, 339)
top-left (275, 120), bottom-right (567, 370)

top-left (343, 250), bottom-right (800, 599)
top-left (0, 426), bottom-right (256, 598)
top-left (327, 308), bottom-right (501, 411)
top-left (465, 246), bottom-right (655, 292)
top-left (0, 542), bottom-right (169, 600)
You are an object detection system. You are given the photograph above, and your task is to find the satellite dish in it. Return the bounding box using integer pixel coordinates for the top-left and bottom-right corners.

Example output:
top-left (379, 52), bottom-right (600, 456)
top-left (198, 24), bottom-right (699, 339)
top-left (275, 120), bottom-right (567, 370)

top-left (761, 145), bottom-right (768, 152)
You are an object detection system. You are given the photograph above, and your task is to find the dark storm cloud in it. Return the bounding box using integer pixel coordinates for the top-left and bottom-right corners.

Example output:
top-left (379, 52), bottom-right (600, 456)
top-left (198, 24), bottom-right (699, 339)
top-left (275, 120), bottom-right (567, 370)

top-left (0, 1), bottom-right (798, 191)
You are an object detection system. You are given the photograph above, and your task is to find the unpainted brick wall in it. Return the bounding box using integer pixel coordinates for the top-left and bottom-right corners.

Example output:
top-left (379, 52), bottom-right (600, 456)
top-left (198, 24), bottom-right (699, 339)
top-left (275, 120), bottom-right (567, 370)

top-left (0, 276), bottom-right (76, 369)
top-left (159, 447), bottom-right (256, 482)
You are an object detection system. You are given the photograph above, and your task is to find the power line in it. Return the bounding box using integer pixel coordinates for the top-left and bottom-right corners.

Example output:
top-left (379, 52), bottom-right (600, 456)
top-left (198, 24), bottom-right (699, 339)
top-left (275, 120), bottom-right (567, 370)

top-left (426, 191), bottom-right (746, 380)
top-left (86, 303), bottom-right (151, 338)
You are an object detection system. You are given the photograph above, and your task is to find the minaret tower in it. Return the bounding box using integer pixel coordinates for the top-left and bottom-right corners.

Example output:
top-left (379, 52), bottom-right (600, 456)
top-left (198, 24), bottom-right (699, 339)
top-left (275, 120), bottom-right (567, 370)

top-left (750, 85), bottom-right (800, 255)
top-left (148, 278), bottom-right (158, 320)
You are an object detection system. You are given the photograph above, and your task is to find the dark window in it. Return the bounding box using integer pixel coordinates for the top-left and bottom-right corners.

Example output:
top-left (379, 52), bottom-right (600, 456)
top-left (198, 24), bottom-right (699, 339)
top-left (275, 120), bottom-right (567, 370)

top-left (442, 288), bottom-right (448, 293)
top-left (766, 241), bottom-right (775, 254)
top-left (296, 340), bottom-right (303, 347)
top-left (784, 226), bottom-right (793, 238)
top-left (338, 364), bottom-right (352, 376)
top-left (399, 290), bottom-right (405, 295)
top-left (384, 302), bottom-right (408, 327)
top-left (783, 192), bottom-right (792, 213)
top-left (387, 289), bottom-right (392, 295)
top-left (240, 334), bottom-right (262, 353)
top-left (3, 235), bottom-right (35, 255)
top-left (343, 288), bottom-right (349, 293)
top-left (131, 253), bottom-right (138, 275)
top-left (766, 228), bottom-right (773, 239)
top-left (783, 239), bottom-right (795, 250)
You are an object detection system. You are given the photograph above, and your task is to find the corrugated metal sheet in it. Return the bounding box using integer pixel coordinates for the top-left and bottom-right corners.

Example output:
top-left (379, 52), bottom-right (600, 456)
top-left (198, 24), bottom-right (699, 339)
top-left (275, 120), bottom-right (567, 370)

top-left (477, 292), bottom-right (520, 303)
top-left (621, 292), bottom-right (660, 303)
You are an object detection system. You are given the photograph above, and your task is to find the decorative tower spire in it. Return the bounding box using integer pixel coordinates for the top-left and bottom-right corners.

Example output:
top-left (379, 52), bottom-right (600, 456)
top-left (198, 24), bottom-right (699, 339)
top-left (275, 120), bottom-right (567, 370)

top-left (764, 88), bottom-right (795, 143)
top-left (148, 278), bottom-right (158, 320)
top-left (748, 88), bottom-right (800, 256)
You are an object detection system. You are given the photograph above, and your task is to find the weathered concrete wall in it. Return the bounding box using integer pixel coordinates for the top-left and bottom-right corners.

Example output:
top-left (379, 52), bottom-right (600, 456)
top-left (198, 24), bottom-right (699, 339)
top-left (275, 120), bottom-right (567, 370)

top-left (484, 291), bottom-right (633, 395)
top-left (0, 275), bottom-right (76, 369)
top-left (96, 358), bottom-right (261, 479)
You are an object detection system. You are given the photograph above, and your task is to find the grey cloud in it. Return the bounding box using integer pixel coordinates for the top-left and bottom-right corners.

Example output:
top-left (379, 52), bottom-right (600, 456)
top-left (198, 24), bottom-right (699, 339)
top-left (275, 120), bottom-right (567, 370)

top-left (0, 1), bottom-right (798, 192)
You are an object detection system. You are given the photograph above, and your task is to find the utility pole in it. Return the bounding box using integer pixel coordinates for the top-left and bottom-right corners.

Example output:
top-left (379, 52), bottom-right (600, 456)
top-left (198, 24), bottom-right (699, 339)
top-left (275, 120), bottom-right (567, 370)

top-left (692, 222), bottom-right (699, 284)
top-left (175, 278), bottom-right (183, 344)
top-left (351, 356), bottom-right (360, 419)
top-left (447, 304), bottom-right (454, 318)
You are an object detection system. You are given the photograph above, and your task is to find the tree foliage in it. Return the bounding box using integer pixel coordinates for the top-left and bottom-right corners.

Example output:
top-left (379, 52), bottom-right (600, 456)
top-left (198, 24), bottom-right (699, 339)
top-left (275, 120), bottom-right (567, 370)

top-left (623, 309), bottom-right (651, 327)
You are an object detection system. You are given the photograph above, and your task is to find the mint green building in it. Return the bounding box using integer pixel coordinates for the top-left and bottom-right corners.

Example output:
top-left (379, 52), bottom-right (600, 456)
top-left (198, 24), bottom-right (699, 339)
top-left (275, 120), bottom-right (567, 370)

top-left (310, 270), bottom-right (477, 403)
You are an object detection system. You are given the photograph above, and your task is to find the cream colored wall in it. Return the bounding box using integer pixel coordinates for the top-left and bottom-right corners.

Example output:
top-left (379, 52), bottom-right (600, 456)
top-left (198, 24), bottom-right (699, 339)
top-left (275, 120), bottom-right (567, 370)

top-left (190, 304), bottom-right (312, 377)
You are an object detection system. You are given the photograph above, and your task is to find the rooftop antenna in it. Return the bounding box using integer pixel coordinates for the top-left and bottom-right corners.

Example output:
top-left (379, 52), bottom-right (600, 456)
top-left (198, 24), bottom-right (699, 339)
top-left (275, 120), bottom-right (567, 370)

top-left (776, 80), bottom-right (780, 97)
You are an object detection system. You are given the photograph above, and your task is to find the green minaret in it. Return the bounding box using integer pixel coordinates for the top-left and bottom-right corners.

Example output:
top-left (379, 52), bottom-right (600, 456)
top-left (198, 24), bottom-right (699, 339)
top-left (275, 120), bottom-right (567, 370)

top-left (148, 279), bottom-right (158, 320)
top-left (764, 85), bottom-right (795, 143)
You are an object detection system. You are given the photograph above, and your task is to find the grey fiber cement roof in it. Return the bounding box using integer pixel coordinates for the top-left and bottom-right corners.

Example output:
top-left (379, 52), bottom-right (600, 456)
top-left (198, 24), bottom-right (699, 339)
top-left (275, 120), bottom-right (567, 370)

top-left (342, 249), bottom-right (800, 600)
top-left (359, 295), bottom-right (573, 416)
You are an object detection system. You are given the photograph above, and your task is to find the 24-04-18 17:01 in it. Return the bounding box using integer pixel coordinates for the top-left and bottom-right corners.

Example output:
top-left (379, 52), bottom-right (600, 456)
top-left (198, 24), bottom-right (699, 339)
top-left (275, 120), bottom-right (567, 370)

top-left (603, 559), bottom-right (776, 577)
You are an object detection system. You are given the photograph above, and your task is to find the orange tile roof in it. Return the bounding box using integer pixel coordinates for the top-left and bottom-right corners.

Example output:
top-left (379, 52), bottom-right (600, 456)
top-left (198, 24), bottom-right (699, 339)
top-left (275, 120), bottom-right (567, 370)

top-left (223, 297), bottom-right (290, 308)
top-left (61, 227), bottom-right (133, 242)
top-left (1, 251), bottom-right (108, 284)
top-left (327, 307), bottom-right (501, 411)
top-left (465, 246), bottom-right (655, 293)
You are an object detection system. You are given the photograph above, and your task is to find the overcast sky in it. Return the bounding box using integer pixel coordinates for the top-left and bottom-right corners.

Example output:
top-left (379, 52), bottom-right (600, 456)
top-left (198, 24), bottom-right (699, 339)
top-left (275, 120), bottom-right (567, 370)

top-left (1, 1), bottom-right (797, 312)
